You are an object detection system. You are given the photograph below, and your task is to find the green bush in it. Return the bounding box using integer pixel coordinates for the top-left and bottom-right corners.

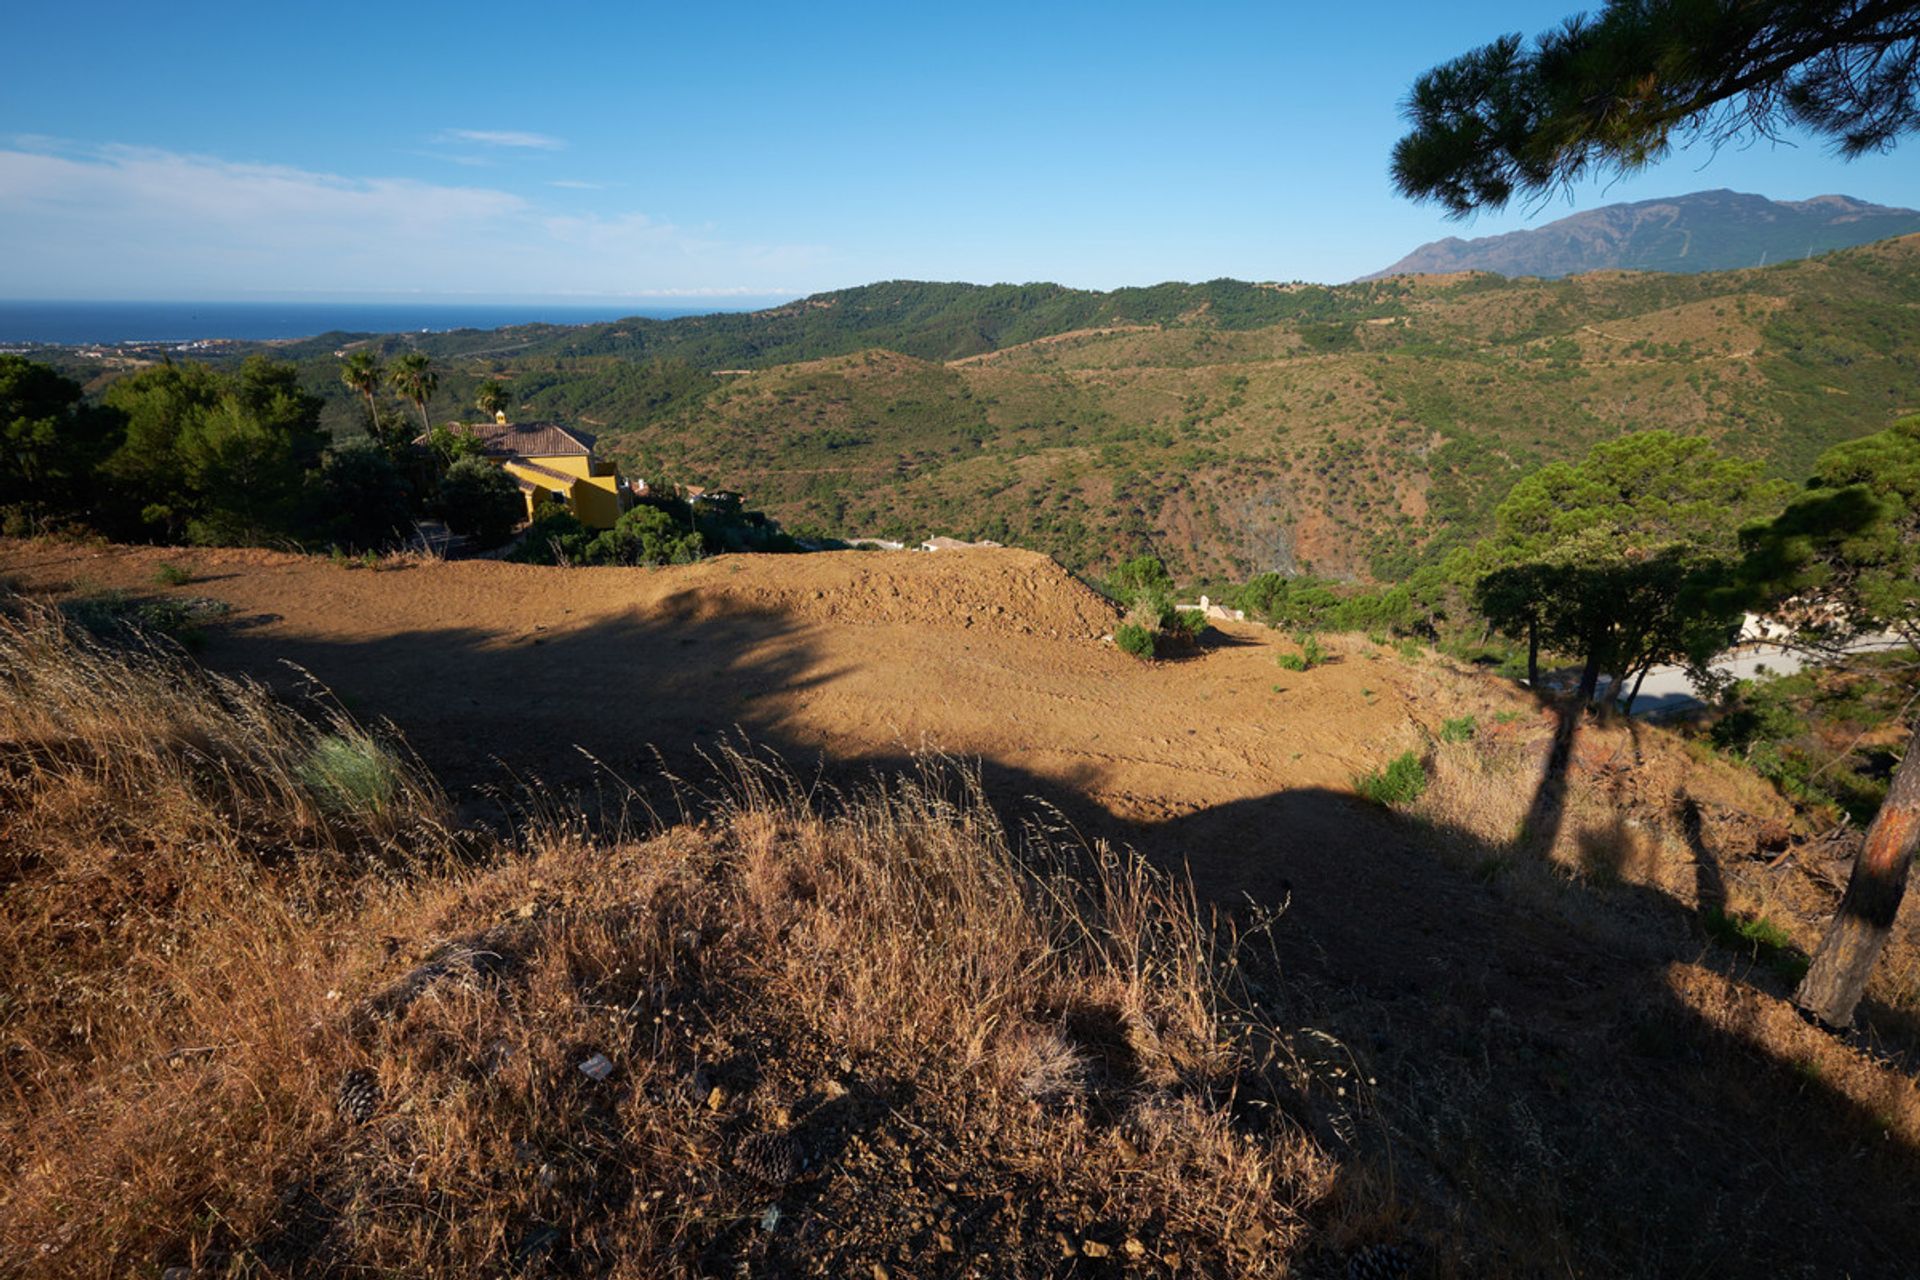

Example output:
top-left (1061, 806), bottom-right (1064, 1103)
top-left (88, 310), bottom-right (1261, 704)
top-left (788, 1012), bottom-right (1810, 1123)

top-left (511, 501), bottom-right (593, 565)
top-left (1440, 715), bottom-right (1477, 743)
top-left (62, 590), bottom-right (231, 649)
top-left (1106, 554), bottom-right (1174, 606)
top-left (1277, 633), bottom-right (1326, 673)
top-left (438, 457), bottom-right (523, 546)
top-left (152, 563), bottom-right (192, 587)
top-left (1114, 622), bottom-right (1156, 660)
top-left (1356, 751), bottom-right (1428, 808)
top-left (297, 732), bottom-right (401, 816)
top-left (1171, 605), bottom-right (1209, 639)
top-left (309, 445), bottom-right (412, 552)
top-left (1229, 573), bottom-right (1428, 635)
top-left (584, 504), bottom-right (703, 566)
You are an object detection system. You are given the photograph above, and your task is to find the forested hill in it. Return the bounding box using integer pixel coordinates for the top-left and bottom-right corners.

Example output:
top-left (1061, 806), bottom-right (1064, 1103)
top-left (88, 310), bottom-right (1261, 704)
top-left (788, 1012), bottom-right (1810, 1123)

top-left (264, 277), bottom-right (1411, 369)
top-left (1364, 189), bottom-right (1920, 280)
top-left (54, 235), bottom-right (1920, 583)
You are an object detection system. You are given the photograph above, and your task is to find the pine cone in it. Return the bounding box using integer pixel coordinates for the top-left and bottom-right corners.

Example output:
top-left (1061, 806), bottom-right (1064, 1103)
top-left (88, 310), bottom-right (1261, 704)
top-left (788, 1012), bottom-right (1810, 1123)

top-left (1346, 1242), bottom-right (1412, 1280)
top-left (733, 1131), bottom-right (801, 1186)
top-left (336, 1068), bottom-right (381, 1124)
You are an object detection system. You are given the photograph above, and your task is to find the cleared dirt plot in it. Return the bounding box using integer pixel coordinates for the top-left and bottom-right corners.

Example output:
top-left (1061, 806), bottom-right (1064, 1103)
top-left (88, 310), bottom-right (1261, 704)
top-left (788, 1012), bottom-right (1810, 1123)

top-left (7, 538), bottom-right (1920, 1276)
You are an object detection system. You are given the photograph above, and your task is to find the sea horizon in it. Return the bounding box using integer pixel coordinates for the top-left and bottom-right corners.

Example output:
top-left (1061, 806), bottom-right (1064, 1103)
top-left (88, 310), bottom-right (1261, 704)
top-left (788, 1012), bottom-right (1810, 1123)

top-left (0, 297), bottom-right (793, 346)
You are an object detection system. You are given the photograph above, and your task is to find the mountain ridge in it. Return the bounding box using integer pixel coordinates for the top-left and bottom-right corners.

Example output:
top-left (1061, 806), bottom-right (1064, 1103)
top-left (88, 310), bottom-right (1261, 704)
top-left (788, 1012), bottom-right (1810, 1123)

top-left (1363, 189), bottom-right (1920, 280)
top-left (45, 235), bottom-right (1920, 584)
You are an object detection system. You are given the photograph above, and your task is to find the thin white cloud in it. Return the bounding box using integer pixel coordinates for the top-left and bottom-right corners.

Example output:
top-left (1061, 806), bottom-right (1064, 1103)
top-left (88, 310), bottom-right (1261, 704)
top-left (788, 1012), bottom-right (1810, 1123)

top-left (0, 142), bottom-right (828, 298)
top-left (549, 179), bottom-right (606, 190)
top-left (434, 129), bottom-right (566, 150)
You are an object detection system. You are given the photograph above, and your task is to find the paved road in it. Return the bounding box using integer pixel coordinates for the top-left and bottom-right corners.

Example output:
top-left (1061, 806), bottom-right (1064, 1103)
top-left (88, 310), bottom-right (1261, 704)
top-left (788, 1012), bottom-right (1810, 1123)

top-left (1607, 633), bottom-right (1908, 717)
top-left (1537, 634), bottom-right (1908, 716)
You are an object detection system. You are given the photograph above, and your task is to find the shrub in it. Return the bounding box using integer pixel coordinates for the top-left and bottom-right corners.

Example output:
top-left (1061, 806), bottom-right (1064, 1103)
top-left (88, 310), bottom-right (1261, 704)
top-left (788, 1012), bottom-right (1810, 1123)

top-left (1115, 622), bottom-right (1157, 660)
top-left (1440, 715), bottom-right (1477, 743)
top-left (508, 501), bottom-right (592, 565)
top-left (309, 445), bottom-right (412, 552)
top-left (1106, 553), bottom-right (1175, 606)
top-left (1278, 633), bottom-right (1325, 672)
top-left (438, 456), bottom-right (523, 546)
top-left (297, 732), bottom-right (402, 816)
top-left (1172, 606), bottom-right (1209, 639)
top-left (152, 562), bottom-right (192, 587)
top-left (584, 504), bottom-right (704, 566)
top-left (1356, 750), bottom-right (1428, 808)
top-left (62, 590), bottom-right (231, 649)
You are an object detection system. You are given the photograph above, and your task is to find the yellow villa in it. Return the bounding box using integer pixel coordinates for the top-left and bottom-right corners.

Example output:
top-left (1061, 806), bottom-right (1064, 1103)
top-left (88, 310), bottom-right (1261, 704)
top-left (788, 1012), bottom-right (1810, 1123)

top-left (437, 417), bottom-right (628, 529)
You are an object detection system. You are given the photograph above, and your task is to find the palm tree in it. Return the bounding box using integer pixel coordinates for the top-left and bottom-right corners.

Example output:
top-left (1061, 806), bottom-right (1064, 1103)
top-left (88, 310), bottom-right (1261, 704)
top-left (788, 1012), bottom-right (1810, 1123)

top-left (387, 352), bottom-right (439, 436)
top-left (339, 350), bottom-right (383, 428)
top-left (475, 379), bottom-right (513, 422)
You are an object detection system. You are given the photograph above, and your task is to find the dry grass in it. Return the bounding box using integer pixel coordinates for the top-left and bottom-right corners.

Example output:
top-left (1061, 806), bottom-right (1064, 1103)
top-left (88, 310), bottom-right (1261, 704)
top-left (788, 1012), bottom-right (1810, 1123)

top-left (0, 603), bottom-right (1339, 1276)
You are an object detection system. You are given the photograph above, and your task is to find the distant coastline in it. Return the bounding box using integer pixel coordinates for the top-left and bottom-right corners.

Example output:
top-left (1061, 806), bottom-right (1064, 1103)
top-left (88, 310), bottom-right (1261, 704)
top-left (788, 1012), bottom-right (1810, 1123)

top-left (0, 298), bottom-right (790, 346)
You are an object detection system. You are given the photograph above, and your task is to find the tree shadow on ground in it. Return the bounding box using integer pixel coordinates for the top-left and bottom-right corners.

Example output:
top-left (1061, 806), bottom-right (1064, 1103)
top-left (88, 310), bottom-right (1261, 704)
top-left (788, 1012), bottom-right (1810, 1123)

top-left (186, 598), bottom-right (1920, 1277)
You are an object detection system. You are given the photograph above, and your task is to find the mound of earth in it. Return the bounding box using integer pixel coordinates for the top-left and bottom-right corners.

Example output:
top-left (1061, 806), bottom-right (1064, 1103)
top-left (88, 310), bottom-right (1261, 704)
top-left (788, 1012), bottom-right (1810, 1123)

top-left (664, 546), bottom-right (1119, 639)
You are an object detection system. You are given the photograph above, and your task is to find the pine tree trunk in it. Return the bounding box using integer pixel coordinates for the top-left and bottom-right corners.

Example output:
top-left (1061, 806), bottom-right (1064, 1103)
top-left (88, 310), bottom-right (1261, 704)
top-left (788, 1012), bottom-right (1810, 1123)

top-left (1794, 722), bottom-right (1920, 1028)
top-left (1622, 663), bottom-right (1651, 716)
top-left (1573, 647), bottom-right (1603, 705)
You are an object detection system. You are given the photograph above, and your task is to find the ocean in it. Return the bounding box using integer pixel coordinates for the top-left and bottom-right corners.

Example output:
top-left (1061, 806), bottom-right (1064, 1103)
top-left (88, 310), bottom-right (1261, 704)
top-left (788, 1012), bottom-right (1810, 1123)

top-left (0, 299), bottom-right (784, 346)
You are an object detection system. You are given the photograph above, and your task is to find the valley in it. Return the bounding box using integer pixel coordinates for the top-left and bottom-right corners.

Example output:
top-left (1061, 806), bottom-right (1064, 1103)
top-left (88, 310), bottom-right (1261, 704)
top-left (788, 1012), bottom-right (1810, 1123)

top-left (48, 235), bottom-right (1917, 582)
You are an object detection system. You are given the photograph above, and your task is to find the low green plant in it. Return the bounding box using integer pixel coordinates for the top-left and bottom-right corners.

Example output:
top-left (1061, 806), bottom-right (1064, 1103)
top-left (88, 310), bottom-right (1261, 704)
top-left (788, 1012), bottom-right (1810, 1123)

top-left (1440, 715), bottom-right (1478, 744)
top-left (510, 502), bottom-right (594, 566)
top-left (1493, 709), bottom-right (1524, 725)
top-left (1356, 750), bottom-right (1428, 808)
top-left (1278, 633), bottom-right (1325, 672)
top-left (1171, 607), bottom-right (1209, 639)
top-left (1114, 622), bottom-right (1156, 660)
top-left (1701, 908), bottom-right (1809, 983)
top-left (152, 563), bottom-right (192, 587)
top-left (62, 591), bottom-right (231, 649)
top-left (297, 732), bottom-right (402, 816)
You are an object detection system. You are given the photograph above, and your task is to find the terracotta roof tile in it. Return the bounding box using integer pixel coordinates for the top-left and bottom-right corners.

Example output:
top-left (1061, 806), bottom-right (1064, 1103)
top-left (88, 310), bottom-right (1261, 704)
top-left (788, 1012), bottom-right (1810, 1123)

top-left (430, 419), bottom-right (596, 458)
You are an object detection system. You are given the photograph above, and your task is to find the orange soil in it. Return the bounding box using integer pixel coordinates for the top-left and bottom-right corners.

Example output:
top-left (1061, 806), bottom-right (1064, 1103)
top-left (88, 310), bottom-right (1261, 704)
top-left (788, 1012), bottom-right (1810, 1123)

top-left (4, 542), bottom-right (1433, 815)
top-left (2, 541), bottom-right (1517, 983)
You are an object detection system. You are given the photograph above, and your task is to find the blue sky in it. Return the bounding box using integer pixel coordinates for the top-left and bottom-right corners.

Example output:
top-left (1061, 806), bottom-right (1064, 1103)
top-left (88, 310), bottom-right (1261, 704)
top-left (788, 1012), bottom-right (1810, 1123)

top-left (3, 0), bottom-right (1917, 302)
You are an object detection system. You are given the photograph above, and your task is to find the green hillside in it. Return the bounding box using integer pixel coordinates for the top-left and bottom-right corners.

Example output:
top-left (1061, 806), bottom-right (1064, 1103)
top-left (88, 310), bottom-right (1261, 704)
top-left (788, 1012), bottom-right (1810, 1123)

top-left (71, 236), bottom-right (1920, 580)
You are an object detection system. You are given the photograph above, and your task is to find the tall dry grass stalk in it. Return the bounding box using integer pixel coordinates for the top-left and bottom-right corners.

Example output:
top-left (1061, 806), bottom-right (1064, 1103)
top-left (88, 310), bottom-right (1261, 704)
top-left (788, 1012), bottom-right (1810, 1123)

top-left (0, 600), bottom-right (1338, 1276)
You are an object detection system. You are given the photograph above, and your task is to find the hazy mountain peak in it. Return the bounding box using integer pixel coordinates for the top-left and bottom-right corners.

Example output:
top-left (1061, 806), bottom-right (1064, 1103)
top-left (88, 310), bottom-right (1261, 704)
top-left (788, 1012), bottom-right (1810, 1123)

top-left (1364, 189), bottom-right (1920, 280)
